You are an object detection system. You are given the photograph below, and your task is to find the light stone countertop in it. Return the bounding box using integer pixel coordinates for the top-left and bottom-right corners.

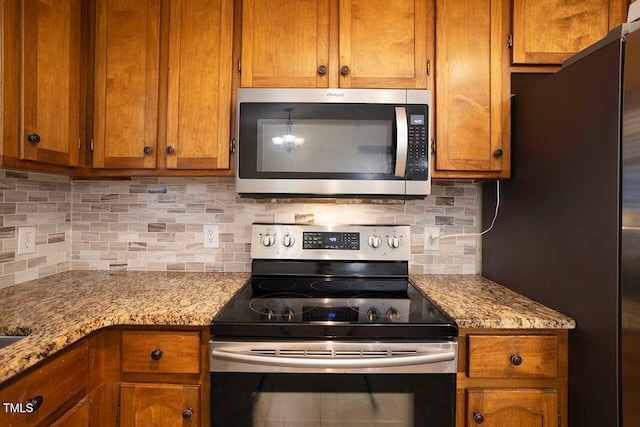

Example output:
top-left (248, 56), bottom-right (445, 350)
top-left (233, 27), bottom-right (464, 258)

top-left (0, 271), bottom-right (575, 385)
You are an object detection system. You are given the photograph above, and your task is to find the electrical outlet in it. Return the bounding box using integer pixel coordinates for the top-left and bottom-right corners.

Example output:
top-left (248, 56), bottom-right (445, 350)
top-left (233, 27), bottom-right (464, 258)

top-left (18, 226), bottom-right (37, 255)
top-left (203, 224), bottom-right (219, 248)
top-left (424, 226), bottom-right (440, 251)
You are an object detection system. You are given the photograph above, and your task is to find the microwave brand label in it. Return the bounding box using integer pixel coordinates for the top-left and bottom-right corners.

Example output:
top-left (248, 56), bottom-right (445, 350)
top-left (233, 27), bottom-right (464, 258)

top-left (326, 92), bottom-right (345, 97)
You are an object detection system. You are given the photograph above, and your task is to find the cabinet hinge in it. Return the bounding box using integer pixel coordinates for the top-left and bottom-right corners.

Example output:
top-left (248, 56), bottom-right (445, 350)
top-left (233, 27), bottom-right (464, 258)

top-left (78, 137), bottom-right (81, 150)
top-left (117, 405), bottom-right (120, 425)
top-left (426, 59), bottom-right (431, 76)
top-left (506, 34), bottom-right (513, 50)
top-left (90, 138), bottom-right (94, 151)
top-left (430, 139), bottom-right (436, 155)
top-left (230, 138), bottom-right (236, 154)
top-left (558, 411), bottom-right (561, 427)
top-left (237, 58), bottom-right (242, 74)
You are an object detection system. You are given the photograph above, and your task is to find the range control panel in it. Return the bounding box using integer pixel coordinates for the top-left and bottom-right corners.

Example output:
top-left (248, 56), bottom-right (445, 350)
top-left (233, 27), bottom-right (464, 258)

top-left (250, 223), bottom-right (411, 261)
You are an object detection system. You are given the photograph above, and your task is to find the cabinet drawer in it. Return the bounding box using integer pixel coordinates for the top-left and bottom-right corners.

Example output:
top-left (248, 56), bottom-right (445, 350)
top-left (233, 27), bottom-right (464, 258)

top-left (0, 341), bottom-right (89, 426)
top-left (121, 330), bottom-right (201, 374)
top-left (467, 335), bottom-right (558, 379)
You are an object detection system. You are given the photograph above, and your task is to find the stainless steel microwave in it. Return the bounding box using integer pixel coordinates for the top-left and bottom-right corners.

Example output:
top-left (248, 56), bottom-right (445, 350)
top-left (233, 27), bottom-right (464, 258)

top-left (235, 88), bottom-right (432, 199)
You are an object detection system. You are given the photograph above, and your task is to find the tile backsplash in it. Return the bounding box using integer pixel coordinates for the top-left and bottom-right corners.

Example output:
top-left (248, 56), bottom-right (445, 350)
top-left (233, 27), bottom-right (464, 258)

top-left (0, 169), bottom-right (481, 288)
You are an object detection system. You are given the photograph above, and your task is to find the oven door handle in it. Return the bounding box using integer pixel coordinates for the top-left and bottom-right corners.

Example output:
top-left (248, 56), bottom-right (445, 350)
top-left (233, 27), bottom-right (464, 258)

top-left (394, 106), bottom-right (408, 178)
top-left (211, 349), bottom-right (455, 369)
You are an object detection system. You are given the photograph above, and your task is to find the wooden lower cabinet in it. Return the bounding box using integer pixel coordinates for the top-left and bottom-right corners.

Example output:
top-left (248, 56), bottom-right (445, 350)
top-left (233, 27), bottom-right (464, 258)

top-left (466, 388), bottom-right (558, 427)
top-left (120, 383), bottom-right (200, 427)
top-left (0, 341), bottom-right (89, 427)
top-left (118, 328), bottom-right (208, 427)
top-left (457, 329), bottom-right (569, 427)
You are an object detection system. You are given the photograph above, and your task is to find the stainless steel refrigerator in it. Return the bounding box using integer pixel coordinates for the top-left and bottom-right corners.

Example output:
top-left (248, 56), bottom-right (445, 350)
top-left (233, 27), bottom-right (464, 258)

top-left (482, 22), bottom-right (640, 427)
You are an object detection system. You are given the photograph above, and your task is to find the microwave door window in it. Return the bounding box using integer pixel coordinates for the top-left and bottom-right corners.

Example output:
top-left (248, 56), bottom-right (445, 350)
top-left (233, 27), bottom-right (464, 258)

top-left (257, 119), bottom-right (393, 175)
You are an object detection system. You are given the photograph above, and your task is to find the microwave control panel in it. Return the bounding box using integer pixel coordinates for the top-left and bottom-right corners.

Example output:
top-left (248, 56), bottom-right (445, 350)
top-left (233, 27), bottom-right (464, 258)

top-left (407, 106), bottom-right (429, 180)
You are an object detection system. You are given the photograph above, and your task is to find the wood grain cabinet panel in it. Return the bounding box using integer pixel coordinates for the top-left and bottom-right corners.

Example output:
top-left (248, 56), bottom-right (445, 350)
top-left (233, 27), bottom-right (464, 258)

top-left (456, 330), bottom-right (569, 427)
top-left (0, 341), bottom-right (89, 427)
top-left (338, 0), bottom-right (429, 88)
top-left (92, 0), bottom-right (161, 169)
top-left (165, 0), bottom-right (234, 170)
top-left (511, 0), bottom-right (629, 66)
top-left (432, 0), bottom-right (510, 178)
top-left (241, 0), bottom-right (431, 89)
top-left (20, 0), bottom-right (81, 168)
top-left (120, 383), bottom-right (200, 427)
top-left (466, 388), bottom-right (558, 427)
top-left (467, 335), bottom-right (559, 379)
top-left (240, 0), bottom-right (331, 88)
top-left (121, 330), bottom-right (201, 375)
top-left (3, 0), bottom-right (88, 174)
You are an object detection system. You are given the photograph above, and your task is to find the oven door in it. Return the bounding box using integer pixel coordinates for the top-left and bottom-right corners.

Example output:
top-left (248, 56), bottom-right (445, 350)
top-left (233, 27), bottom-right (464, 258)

top-left (235, 88), bottom-right (431, 198)
top-left (210, 340), bottom-right (456, 427)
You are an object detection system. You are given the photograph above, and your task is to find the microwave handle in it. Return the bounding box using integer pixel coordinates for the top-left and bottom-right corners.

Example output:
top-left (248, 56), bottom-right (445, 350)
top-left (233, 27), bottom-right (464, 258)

top-left (394, 106), bottom-right (408, 177)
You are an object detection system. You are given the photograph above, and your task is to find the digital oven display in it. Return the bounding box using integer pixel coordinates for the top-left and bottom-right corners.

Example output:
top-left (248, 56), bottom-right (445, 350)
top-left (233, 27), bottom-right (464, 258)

top-left (302, 232), bottom-right (360, 250)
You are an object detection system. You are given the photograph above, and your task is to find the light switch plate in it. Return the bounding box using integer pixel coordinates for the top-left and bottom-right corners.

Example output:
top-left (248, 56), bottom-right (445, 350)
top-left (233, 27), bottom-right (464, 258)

top-left (203, 224), bottom-right (219, 248)
top-left (18, 226), bottom-right (37, 255)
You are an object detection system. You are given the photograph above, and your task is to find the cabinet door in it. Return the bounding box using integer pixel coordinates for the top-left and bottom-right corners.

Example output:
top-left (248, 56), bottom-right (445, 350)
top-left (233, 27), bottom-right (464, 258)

top-left (165, 0), bottom-right (233, 170)
top-left (120, 383), bottom-right (200, 427)
top-left (240, 0), bottom-right (331, 88)
top-left (512, 0), bottom-right (628, 65)
top-left (466, 388), bottom-right (558, 427)
top-left (338, 0), bottom-right (430, 88)
top-left (93, 0), bottom-right (160, 169)
top-left (21, 0), bottom-right (81, 167)
top-left (433, 0), bottom-right (510, 177)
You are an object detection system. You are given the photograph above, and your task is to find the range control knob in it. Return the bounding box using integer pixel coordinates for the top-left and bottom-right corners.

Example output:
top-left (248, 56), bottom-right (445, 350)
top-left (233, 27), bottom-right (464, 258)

top-left (366, 308), bottom-right (380, 322)
top-left (261, 308), bottom-right (275, 320)
top-left (282, 233), bottom-right (295, 248)
top-left (387, 235), bottom-right (402, 249)
top-left (282, 308), bottom-right (294, 321)
top-left (368, 234), bottom-right (382, 248)
top-left (260, 233), bottom-right (275, 247)
top-left (386, 308), bottom-right (400, 322)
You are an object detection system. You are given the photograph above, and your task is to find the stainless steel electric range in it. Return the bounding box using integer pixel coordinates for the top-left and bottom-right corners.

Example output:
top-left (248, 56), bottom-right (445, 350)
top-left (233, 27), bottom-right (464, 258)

top-left (210, 224), bottom-right (458, 427)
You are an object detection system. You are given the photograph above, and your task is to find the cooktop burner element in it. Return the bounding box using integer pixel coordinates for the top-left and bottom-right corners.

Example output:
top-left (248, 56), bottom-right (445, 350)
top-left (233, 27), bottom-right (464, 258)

top-left (211, 224), bottom-right (457, 339)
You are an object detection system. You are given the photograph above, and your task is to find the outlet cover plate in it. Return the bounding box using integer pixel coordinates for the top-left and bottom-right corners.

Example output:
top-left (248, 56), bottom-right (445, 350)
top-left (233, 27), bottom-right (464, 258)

top-left (424, 226), bottom-right (440, 251)
top-left (18, 226), bottom-right (37, 255)
top-left (203, 224), bottom-right (219, 248)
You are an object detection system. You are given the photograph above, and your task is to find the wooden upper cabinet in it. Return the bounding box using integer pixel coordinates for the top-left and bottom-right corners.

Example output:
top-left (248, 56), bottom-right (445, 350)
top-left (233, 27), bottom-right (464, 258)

top-left (93, 0), bottom-right (161, 169)
top-left (21, 0), bottom-right (81, 167)
top-left (240, 0), bottom-right (432, 88)
top-left (240, 0), bottom-right (331, 88)
top-left (339, 0), bottom-right (430, 88)
top-left (166, 0), bottom-right (233, 170)
top-left (511, 0), bottom-right (629, 65)
top-left (433, 0), bottom-right (510, 178)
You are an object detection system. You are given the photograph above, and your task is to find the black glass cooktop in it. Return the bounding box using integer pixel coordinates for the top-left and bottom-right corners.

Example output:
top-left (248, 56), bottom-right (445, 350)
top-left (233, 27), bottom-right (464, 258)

top-left (211, 275), bottom-right (457, 340)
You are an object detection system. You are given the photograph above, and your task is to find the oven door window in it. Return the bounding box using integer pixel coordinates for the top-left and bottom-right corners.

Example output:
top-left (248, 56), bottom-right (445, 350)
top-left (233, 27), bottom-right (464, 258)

top-left (238, 103), bottom-right (399, 179)
top-left (211, 373), bottom-right (455, 426)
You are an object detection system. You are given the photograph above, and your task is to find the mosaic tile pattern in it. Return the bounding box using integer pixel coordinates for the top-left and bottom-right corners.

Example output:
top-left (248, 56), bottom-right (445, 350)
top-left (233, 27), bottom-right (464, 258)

top-left (0, 169), bottom-right (483, 287)
top-left (71, 177), bottom-right (481, 275)
top-left (0, 170), bottom-right (72, 288)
